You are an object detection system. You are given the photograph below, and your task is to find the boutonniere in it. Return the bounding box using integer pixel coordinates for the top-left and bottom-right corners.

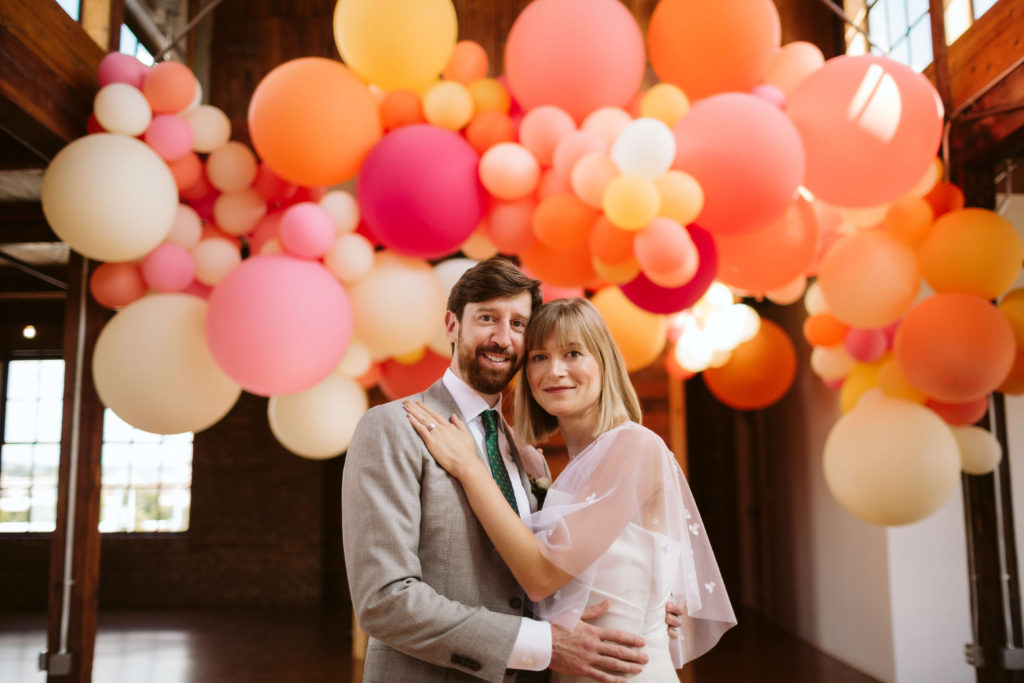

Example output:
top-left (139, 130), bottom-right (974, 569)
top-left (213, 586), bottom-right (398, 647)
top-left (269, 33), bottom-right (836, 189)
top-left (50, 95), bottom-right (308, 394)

top-left (529, 476), bottom-right (551, 507)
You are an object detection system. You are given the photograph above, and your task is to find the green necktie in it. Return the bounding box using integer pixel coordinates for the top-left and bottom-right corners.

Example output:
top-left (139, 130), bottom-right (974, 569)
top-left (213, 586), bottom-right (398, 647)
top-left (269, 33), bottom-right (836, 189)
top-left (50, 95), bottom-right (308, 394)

top-left (481, 410), bottom-right (519, 515)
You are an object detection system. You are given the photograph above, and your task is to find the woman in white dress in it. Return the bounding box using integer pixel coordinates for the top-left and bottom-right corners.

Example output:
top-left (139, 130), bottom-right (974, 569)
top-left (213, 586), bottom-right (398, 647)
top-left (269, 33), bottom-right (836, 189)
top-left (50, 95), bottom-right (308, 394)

top-left (405, 297), bottom-right (736, 681)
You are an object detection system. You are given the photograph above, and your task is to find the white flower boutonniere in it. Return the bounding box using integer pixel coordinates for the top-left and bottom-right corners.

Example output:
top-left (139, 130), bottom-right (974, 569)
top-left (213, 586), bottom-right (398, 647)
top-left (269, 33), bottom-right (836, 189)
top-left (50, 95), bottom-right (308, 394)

top-left (530, 476), bottom-right (551, 507)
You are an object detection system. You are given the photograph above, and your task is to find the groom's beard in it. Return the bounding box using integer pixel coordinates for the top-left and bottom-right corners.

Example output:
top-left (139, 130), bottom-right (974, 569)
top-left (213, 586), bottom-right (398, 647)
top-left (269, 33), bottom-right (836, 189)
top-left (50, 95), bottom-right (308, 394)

top-left (457, 336), bottom-right (520, 396)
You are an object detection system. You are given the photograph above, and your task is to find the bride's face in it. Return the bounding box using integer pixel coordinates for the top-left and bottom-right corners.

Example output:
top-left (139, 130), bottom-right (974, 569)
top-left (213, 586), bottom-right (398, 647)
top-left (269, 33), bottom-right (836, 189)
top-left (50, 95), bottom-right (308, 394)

top-left (525, 333), bottom-right (602, 421)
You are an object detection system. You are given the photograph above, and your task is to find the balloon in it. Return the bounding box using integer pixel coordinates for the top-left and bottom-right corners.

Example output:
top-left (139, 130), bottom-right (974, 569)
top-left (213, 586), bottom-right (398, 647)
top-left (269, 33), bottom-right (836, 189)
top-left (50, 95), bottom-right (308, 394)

top-left (786, 55), bottom-right (944, 207)
top-left (278, 202), bottom-right (336, 259)
top-left (379, 350), bottom-right (452, 400)
top-left (952, 425), bottom-right (1002, 475)
top-left (703, 318), bottom-right (796, 410)
top-left (333, 0), bottom-right (457, 90)
top-left (98, 52), bottom-right (148, 89)
top-left (765, 276), bottom-right (808, 306)
top-left (580, 107), bottom-right (632, 147)
top-left (999, 288), bottom-right (1024, 347)
top-left (570, 153), bottom-right (620, 209)
top-left (640, 84), bottom-right (690, 126)
top-left (672, 93), bottom-right (804, 235)
top-left (839, 358), bottom-right (886, 413)
top-left (144, 114), bottom-right (193, 162)
top-left (823, 397), bottom-right (960, 526)
top-left (93, 294), bottom-right (241, 434)
top-left (610, 118), bottom-right (676, 179)
top-left (894, 293), bottom-right (1016, 403)
top-left (41, 134), bottom-right (177, 262)
top-left (380, 89), bottom-right (425, 131)
top-left (589, 215), bottom-right (636, 266)
top-left (205, 255), bottom-right (353, 396)
top-left (205, 141), bottom-right (258, 193)
top-left (93, 83), bottom-right (152, 137)
top-left (479, 142), bottom-right (541, 200)
top-left (347, 251), bottom-right (446, 359)
top-left (268, 373), bottom-right (368, 459)
top-left (357, 124), bottom-right (484, 259)
top-left (532, 194), bottom-right (597, 249)
top-left (844, 327), bottom-right (889, 363)
top-left (141, 244), bottom-right (195, 292)
top-left (764, 41), bottom-right (825, 96)
top-left (248, 57), bottom-right (382, 187)
top-left (444, 40), bottom-right (489, 84)
top-left (590, 286), bottom-right (667, 372)
top-left (926, 396), bottom-right (989, 426)
top-left (484, 197), bottom-right (537, 254)
top-left (468, 78), bottom-right (511, 114)
top-left (90, 262), bottom-right (148, 309)
top-left (654, 171), bottom-right (703, 226)
top-left (924, 181), bottom-right (965, 218)
top-left (142, 61), bottom-right (196, 114)
top-left (634, 218), bottom-right (698, 288)
top-left (518, 105), bottom-right (577, 166)
top-left (648, 0), bottom-right (780, 100)
top-left (465, 110), bottom-right (517, 154)
top-left (168, 152), bottom-right (204, 192)
top-left (323, 233), bottom-right (374, 283)
top-left (998, 351), bottom-right (1024, 395)
top-left (182, 104), bottom-right (232, 153)
top-left (918, 208), bottom-right (1023, 299)
top-left (552, 131), bottom-right (607, 180)
top-left (521, 241), bottom-right (596, 289)
top-left (192, 237), bottom-right (241, 287)
top-left (876, 358), bottom-right (926, 402)
top-left (620, 224), bottom-right (717, 314)
top-left (212, 188), bottom-right (267, 236)
top-left (602, 174), bottom-right (660, 230)
top-left (816, 232), bottom-right (919, 328)
top-left (504, 0), bottom-right (645, 122)
top-left (422, 81), bottom-right (475, 131)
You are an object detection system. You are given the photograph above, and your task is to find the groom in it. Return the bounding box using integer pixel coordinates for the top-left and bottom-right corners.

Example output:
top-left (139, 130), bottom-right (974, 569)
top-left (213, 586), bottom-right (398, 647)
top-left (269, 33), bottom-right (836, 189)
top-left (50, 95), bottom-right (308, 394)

top-left (342, 257), bottom-right (655, 682)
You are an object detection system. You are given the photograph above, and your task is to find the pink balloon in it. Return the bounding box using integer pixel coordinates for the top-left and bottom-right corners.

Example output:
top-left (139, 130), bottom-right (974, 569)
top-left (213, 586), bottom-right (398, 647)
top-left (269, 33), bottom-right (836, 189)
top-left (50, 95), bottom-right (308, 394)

top-left (634, 217), bottom-right (698, 288)
top-left (620, 224), bottom-right (717, 314)
top-left (97, 52), bottom-right (149, 90)
top-left (205, 254), bottom-right (352, 396)
top-left (144, 114), bottom-right (194, 161)
top-left (357, 124), bottom-right (485, 259)
top-left (786, 54), bottom-right (944, 207)
top-left (672, 93), bottom-right (804, 235)
top-left (279, 202), bottom-right (336, 259)
top-left (844, 327), bottom-right (888, 363)
top-left (141, 244), bottom-right (195, 292)
top-left (504, 0), bottom-right (646, 122)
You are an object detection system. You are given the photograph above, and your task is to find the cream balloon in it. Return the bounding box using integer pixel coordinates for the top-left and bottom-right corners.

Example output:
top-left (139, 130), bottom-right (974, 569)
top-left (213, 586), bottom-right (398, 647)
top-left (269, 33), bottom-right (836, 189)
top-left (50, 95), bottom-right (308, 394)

top-left (42, 134), bottom-right (177, 262)
top-left (94, 83), bottom-right (153, 136)
top-left (427, 257), bottom-right (477, 357)
top-left (320, 190), bottom-right (361, 233)
top-left (952, 425), bottom-right (1002, 476)
top-left (823, 397), bottom-right (960, 526)
top-left (268, 373), bottom-right (368, 459)
top-left (182, 104), bottom-right (232, 153)
top-left (92, 294), bottom-right (241, 434)
top-left (610, 117), bottom-right (676, 179)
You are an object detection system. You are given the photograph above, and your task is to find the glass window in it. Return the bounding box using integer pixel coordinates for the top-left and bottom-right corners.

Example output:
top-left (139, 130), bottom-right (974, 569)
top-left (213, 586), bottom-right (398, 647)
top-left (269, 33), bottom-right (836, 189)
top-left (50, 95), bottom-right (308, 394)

top-left (56, 0), bottom-right (80, 21)
top-left (120, 24), bottom-right (155, 66)
top-left (849, 0), bottom-right (986, 69)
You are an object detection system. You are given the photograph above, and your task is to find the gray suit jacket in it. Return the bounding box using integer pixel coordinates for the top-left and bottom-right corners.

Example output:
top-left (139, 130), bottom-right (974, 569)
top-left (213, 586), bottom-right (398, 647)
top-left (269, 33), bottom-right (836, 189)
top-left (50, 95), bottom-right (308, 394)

top-left (342, 379), bottom-right (549, 682)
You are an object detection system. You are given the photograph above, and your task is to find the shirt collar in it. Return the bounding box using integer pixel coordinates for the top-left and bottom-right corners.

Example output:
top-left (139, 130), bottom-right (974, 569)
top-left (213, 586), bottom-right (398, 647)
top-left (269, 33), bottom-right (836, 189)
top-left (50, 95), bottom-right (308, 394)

top-left (443, 368), bottom-right (502, 423)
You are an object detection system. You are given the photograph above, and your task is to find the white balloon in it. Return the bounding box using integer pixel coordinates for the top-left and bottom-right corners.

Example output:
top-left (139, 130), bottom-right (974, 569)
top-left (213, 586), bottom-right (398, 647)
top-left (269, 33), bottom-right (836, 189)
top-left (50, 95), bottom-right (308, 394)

top-left (92, 294), bottom-right (241, 434)
top-left (319, 190), bottom-right (361, 234)
top-left (610, 118), bottom-right (676, 179)
top-left (810, 345), bottom-right (856, 381)
top-left (427, 258), bottom-right (477, 357)
top-left (93, 83), bottom-right (152, 136)
top-left (952, 425), bottom-right (1003, 475)
top-left (268, 373), bottom-right (368, 459)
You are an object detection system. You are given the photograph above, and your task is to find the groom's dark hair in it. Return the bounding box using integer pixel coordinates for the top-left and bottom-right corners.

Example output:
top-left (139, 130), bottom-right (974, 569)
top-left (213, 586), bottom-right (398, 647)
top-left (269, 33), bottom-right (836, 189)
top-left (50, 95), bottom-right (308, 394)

top-left (446, 256), bottom-right (543, 321)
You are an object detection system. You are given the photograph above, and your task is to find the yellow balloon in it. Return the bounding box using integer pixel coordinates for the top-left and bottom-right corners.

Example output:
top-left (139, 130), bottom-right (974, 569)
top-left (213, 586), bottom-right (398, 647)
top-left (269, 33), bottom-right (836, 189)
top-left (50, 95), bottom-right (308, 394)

top-left (468, 78), bottom-right (511, 114)
top-left (333, 0), bottom-right (458, 90)
top-left (654, 170), bottom-right (704, 226)
top-left (918, 208), bottom-right (1024, 299)
top-left (592, 257), bottom-right (640, 285)
top-left (998, 288), bottom-right (1024, 348)
top-left (590, 286), bottom-right (666, 372)
top-left (422, 80), bottom-right (474, 131)
top-left (602, 174), bottom-right (660, 230)
top-left (839, 357), bottom-right (886, 413)
top-left (640, 83), bottom-right (690, 126)
top-left (876, 358), bottom-right (926, 403)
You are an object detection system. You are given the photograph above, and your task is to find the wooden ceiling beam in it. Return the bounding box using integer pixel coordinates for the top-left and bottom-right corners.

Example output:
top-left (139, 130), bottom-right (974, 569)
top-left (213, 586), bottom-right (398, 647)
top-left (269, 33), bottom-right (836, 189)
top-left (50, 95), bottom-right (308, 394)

top-left (0, 201), bottom-right (59, 243)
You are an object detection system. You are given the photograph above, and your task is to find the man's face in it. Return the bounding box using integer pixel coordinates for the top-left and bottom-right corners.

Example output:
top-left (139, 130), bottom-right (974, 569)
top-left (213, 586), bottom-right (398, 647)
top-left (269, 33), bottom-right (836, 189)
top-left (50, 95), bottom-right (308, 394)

top-left (446, 292), bottom-right (534, 397)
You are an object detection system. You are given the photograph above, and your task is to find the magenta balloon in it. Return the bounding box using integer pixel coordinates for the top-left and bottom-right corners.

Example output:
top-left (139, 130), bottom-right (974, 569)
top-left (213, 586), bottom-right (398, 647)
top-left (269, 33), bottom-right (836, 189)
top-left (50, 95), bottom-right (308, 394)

top-left (672, 93), bottom-right (804, 235)
top-left (620, 224), bottom-right (717, 314)
top-left (205, 254), bottom-right (352, 396)
top-left (357, 124), bottom-right (485, 259)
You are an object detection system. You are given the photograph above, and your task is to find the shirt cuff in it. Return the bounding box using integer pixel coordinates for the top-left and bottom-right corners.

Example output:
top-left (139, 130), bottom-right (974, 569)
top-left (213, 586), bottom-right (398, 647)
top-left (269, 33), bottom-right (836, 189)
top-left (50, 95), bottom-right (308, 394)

top-left (507, 617), bottom-right (552, 671)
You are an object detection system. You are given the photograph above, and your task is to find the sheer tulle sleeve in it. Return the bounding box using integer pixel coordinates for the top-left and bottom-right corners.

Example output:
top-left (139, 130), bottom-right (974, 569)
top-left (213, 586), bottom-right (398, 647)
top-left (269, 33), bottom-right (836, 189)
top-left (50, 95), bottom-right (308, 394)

top-left (527, 423), bottom-right (736, 667)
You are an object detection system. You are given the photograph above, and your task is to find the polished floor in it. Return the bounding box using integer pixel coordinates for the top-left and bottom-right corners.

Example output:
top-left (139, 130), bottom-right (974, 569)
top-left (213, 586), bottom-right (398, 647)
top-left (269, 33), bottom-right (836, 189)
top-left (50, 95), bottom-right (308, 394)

top-left (0, 607), bottom-right (880, 682)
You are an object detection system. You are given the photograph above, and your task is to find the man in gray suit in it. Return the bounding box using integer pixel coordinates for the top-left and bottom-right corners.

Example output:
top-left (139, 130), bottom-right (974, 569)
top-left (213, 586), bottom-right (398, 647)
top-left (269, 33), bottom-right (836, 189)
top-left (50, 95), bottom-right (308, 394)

top-left (343, 257), bottom-right (652, 682)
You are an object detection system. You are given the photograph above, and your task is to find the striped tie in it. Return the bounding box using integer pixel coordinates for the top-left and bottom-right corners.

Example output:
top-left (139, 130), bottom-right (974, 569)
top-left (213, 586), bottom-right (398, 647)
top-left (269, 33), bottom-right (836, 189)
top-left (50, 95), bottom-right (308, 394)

top-left (481, 410), bottom-right (519, 514)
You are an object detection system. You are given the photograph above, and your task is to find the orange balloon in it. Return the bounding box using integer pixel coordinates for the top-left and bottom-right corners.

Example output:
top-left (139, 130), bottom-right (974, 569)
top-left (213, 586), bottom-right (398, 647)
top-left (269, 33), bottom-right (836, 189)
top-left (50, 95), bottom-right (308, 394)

top-left (923, 181), bottom-right (965, 219)
top-left (997, 351), bottom-right (1024, 395)
top-left (248, 57), bottom-right (382, 187)
top-left (803, 312), bottom-right (848, 347)
top-left (521, 240), bottom-right (596, 288)
top-left (649, 0), bottom-right (780, 100)
top-left (142, 61), bottom-right (197, 114)
top-left (589, 214), bottom-right (636, 265)
top-left (894, 293), bottom-right (1016, 403)
top-left (467, 78), bottom-right (511, 113)
top-left (464, 110), bottom-right (516, 154)
top-left (590, 285), bottom-right (667, 372)
top-left (998, 288), bottom-right (1024, 348)
top-left (703, 318), bottom-right (797, 410)
top-left (380, 89), bottom-right (425, 131)
top-left (443, 40), bottom-right (489, 84)
top-left (90, 262), bottom-right (148, 309)
top-left (532, 194), bottom-right (597, 248)
top-left (925, 396), bottom-right (989, 426)
top-left (882, 196), bottom-right (934, 245)
top-left (918, 208), bottom-right (1024, 300)
top-left (484, 197), bottom-right (537, 254)
top-left (167, 152), bottom-right (203, 191)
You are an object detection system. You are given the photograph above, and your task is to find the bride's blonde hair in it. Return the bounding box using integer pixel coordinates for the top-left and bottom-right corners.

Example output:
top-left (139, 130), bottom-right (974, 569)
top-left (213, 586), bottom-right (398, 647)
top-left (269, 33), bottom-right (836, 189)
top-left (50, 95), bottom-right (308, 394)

top-left (513, 298), bottom-right (642, 445)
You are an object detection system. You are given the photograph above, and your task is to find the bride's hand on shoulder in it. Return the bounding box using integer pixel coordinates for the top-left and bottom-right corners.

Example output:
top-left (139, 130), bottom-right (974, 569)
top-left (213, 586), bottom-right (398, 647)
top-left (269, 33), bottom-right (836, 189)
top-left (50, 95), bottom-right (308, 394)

top-left (403, 400), bottom-right (481, 480)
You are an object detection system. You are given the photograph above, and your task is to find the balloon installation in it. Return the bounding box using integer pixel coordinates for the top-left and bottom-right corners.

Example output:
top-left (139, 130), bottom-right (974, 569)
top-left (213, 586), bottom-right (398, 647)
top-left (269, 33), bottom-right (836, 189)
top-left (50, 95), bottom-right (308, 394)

top-left (41, 0), bottom-right (1023, 526)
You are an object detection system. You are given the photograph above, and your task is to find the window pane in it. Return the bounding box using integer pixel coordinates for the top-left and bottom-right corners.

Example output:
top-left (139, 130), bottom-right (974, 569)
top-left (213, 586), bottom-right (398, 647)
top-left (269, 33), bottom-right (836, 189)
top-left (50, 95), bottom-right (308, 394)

top-left (56, 0), bottom-right (80, 21)
top-left (6, 362), bottom-right (40, 399)
top-left (37, 361), bottom-right (65, 399)
top-left (974, 0), bottom-right (997, 18)
top-left (908, 20), bottom-right (933, 72)
top-left (4, 400), bottom-right (37, 442)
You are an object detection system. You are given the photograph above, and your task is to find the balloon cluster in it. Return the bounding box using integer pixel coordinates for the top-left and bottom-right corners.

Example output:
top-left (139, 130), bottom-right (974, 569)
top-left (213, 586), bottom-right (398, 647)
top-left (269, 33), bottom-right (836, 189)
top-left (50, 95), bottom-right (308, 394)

top-left (38, 0), bottom-right (1023, 524)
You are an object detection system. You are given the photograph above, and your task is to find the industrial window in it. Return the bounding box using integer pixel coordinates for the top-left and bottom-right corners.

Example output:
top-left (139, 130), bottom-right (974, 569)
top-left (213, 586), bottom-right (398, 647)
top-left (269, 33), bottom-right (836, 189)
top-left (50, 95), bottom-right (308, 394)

top-left (0, 359), bottom-right (193, 533)
top-left (56, 0), bottom-right (80, 22)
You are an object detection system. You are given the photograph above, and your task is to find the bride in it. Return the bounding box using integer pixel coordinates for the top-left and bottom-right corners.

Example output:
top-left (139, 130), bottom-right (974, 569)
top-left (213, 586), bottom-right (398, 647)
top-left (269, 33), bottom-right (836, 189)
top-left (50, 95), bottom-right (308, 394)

top-left (406, 297), bottom-right (736, 681)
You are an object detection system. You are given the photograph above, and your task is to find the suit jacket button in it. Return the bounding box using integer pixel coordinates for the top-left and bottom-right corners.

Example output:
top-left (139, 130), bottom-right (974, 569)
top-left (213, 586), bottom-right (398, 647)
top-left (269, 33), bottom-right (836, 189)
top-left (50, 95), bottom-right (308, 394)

top-left (510, 596), bottom-right (523, 609)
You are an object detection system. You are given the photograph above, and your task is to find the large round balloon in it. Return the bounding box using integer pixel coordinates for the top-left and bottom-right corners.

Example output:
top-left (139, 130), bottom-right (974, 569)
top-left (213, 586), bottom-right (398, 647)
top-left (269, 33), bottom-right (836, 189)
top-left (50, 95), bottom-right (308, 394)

top-left (787, 54), bottom-right (944, 207)
top-left (648, 0), bottom-right (781, 100)
top-left (894, 292), bottom-right (1015, 403)
top-left (918, 208), bottom-right (1024, 299)
top-left (379, 349), bottom-right (452, 400)
top-left (590, 286), bottom-right (667, 372)
top-left (41, 134), bottom-right (177, 262)
top-left (268, 373), bottom-right (368, 459)
top-left (248, 57), bottom-right (381, 187)
top-left (358, 124), bottom-right (485, 259)
top-left (205, 255), bottom-right (353, 396)
top-left (823, 397), bottom-right (960, 525)
top-left (672, 93), bottom-right (804, 234)
top-left (620, 224), bottom-right (717, 314)
top-left (333, 0), bottom-right (457, 90)
top-left (702, 318), bottom-right (796, 410)
top-left (93, 294), bottom-right (241, 434)
top-left (504, 0), bottom-right (645, 122)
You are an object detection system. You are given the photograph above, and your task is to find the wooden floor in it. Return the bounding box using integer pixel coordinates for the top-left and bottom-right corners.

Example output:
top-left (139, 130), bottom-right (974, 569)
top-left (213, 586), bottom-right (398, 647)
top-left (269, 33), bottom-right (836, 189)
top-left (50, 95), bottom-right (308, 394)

top-left (0, 607), bottom-right (880, 682)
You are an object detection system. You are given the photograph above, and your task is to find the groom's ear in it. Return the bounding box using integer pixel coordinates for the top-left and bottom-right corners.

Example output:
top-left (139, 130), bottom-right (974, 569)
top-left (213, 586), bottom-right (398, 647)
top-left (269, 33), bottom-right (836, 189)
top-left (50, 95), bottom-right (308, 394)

top-left (444, 310), bottom-right (459, 343)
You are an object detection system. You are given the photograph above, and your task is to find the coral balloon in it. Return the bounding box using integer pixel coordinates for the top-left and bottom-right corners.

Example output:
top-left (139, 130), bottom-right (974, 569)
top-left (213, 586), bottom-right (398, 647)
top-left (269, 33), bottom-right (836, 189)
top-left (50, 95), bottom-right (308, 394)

top-left (484, 198), bottom-right (537, 254)
top-left (816, 232), bottom-right (919, 328)
top-left (803, 312), bottom-right (848, 347)
top-left (620, 224), bottom-right (717, 314)
top-left (589, 215), bottom-right (636, 265)
top-left (248, 57), bottom-right (382, 187)
top-left (823, 397), bottom-right (960, 525)
top-left (93, 294), bottom-right (241, 434)
top-left (206, 141), bottom-right (258, 193)
top-left (268, 373), bottom-right (368, 459)
top-left (504, 0), bottom-right (646, 122)
top-left (532, 194), bottom-right (597, 248)
top-left (41, 134), bottom-right (177, 262)
top-left (648, 0), bottom-right (780, 100)
top-left (380, 89), bottom-right (425, 131)
top-left (444, 40), bottom-right (489, 84)
top-left (357, 124), bottom-right (485, 259)
top-left (521, 241), bottom-right (596, 289)
top-left (590, 286), bottom-right (667, 372)
top-left (142, 61), bottom-right (196, 114)
top-left (205, 255), bottom-right (353, 396)
top-left (518, 106), bottom-right (577, 166)
top-left (787, 55), bottom-right (944, 207)
top-left (90, 262), bottom-right (148, 309)
top-left (918, 208), bottom-right (1023, 299)
top-left (479, 142), bottom-right (541, 200)
top-left (703, 318), bottom-right (796, 410)
top-left (634, 218), bottom-right (698, 288)
top-left (764, 41), bottom-right (825, 96)
top-left (379, 349), bottom-right (452, 400)
top-left (672, 93), bottom-right (804, 234)
top-left (334, 0), bottom-right (457, 90)
top-left (894, 293), bottom-right (1016, 403)
top-left (465, 111), bottom-right (517, 154)
top-left (926, 396), bottom-right (989, 426)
